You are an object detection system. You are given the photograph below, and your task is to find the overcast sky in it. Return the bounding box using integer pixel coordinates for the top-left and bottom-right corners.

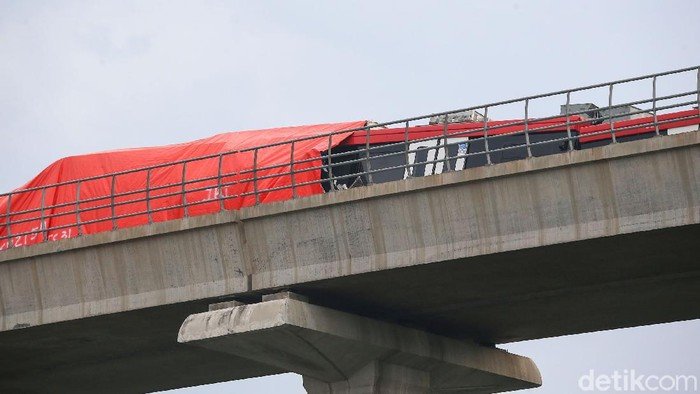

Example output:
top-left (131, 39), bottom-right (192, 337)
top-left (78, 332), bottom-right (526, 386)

top-left (2, 1), bottom-right (699, 393)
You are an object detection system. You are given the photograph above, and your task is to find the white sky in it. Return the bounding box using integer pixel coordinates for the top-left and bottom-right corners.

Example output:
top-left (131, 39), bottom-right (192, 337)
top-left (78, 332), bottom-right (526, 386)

top-left (2, 1), bottom-right (699, 393)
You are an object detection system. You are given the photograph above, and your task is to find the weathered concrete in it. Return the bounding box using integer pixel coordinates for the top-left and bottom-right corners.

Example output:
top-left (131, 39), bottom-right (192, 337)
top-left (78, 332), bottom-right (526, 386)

top-left (178, 295), bottom-right (541, 393)
top-left (0, 301), bottom-right (283, 393)
top-left (303, 361), bottom-right (433, 394)
top-left (303, 362), bottom-right (433, 394)
top-left (0, 131), bottom-right (698, 392)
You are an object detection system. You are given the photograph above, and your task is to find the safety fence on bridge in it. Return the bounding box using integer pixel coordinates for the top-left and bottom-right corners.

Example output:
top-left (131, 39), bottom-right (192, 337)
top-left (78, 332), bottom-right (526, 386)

top-left (1, 66), bottom-right (699, 250)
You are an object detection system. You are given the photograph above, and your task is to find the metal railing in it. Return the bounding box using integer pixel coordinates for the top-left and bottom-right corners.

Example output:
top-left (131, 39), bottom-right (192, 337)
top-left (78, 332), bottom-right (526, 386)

top-left (1, 66), bottom-right (699, 250)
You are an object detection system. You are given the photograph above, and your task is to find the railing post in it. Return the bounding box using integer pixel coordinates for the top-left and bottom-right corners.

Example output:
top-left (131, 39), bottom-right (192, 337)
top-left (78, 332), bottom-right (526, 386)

top-left (609, 83), bottom-right (617, 143)
top-left (111, 175), bottom-right (117, 230)
top-left (76, 181), bottom-right (82, 236)
top-left (217, 154), bottom-right (224, 211)
top-left (327, 134), bottom-right (334, 191)
top-left (290, 141), bottom-right (297, 198)
top-left (524, 99), bottom-right (532, 158)
top-left (253, 148), bottom-right (260, 205)
top-left (483, 107), bottom-right (492, 165)
top-left (442, 115), bottom-right (452, 172)
top-left (146, 169), bottom-right (152, 224)
top-left (651, 75), bottom-right (660, 137)
top-left (364, 127), bottom-right (373, 185)
top-left (403, 121), bottom-right (412, 178)
top-left (5, 192), bottom-right (12, 248)
top-left (565, 92), bottom-right (574, 151)
top-left (696, 67), bottom-right (700, 111)
top-left (652, 76), bottom-right (659, 137)
top-left (40, 187), bottom-right (47, 242)
top-left (181, 162), bottom-right (188, 218)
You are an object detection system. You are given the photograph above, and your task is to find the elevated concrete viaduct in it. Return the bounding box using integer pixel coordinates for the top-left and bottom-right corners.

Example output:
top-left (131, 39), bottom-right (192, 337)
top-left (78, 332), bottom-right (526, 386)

top-left (0, 132), bottom-right (698, 392)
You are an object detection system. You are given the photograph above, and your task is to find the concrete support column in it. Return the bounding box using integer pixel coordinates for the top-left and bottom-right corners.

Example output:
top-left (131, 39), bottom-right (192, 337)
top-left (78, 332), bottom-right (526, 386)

top-left (178, 292), bottom-right (541, 393)
top-left (303, 361), bottom-right (430, 394)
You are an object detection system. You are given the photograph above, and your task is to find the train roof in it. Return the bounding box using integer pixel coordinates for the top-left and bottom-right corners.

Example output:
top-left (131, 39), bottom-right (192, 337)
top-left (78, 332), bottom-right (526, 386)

top-left (341, 109), bottom-right (700, 146)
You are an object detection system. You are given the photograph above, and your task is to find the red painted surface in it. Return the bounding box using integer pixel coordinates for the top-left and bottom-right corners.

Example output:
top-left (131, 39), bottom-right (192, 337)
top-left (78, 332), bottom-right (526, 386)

top-left (0, 121), bottom-right (365, 250)
top-left (341, 117), bottom-right (586, 146)
top-left (579, 109), bottom-right (700, 143)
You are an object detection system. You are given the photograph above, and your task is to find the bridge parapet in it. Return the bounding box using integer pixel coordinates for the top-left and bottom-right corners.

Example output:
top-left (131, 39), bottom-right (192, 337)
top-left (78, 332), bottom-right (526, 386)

top-left (0, 131), bottom-right (698, 393)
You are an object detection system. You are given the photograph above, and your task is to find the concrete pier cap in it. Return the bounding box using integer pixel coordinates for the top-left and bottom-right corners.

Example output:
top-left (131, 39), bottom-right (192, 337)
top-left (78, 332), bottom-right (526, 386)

top-left (179, 292), bottom-right (542, 393)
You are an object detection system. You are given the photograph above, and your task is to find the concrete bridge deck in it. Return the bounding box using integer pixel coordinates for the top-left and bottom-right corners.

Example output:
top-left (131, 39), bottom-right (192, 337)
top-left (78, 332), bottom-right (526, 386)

top-left (0, 131), bottom-right (698, 392)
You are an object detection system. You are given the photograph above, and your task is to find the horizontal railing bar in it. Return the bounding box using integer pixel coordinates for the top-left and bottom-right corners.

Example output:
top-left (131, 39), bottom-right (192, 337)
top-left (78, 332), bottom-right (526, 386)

top-left (1, 196), bottom-right (237, 241)
top-left (209, 92), bottom-right (700, 181)
top-left (2, 180), bottom-right (233, 226)
top-left (1, 66), bottom-right (697, 197)
top-left (325, 91), bottom-right (697, 158)
top-left (230, 114), bottom-right (700, 199)
top-left (2, 99), bottom-right (697, 228)
top-left (3, 112), bottom-right (698, 244)
top-left (287, 114), bottom-right (700, 191)
top-left (235, 90), bottom-right (698, 177)
top-left (1, 99), bottom-right (697, 224)
top-left (315, 101), bottom-right (698, 173)
top-left (2, 65), bottom-right (699, 249)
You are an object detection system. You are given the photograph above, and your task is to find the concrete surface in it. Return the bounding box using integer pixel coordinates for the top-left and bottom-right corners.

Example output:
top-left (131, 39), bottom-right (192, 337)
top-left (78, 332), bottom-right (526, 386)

top-left (303, 361), bottom-right (434, 394)
top-left (178, 294), bottom-right (541, 393)
top-left (0, 300), bottom-right (283, 393)
top-left (0, 131), bottom-right (698, 392)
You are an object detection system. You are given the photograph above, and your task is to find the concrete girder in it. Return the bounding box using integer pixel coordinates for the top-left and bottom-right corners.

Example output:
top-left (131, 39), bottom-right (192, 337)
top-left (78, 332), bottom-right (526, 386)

top-left (178, 294), bottom-right (541, 393)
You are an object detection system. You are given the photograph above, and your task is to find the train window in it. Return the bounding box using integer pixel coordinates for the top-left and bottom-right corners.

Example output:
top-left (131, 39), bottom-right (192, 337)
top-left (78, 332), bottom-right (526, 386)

top-left (405, 137), bottom-right (468, 178)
